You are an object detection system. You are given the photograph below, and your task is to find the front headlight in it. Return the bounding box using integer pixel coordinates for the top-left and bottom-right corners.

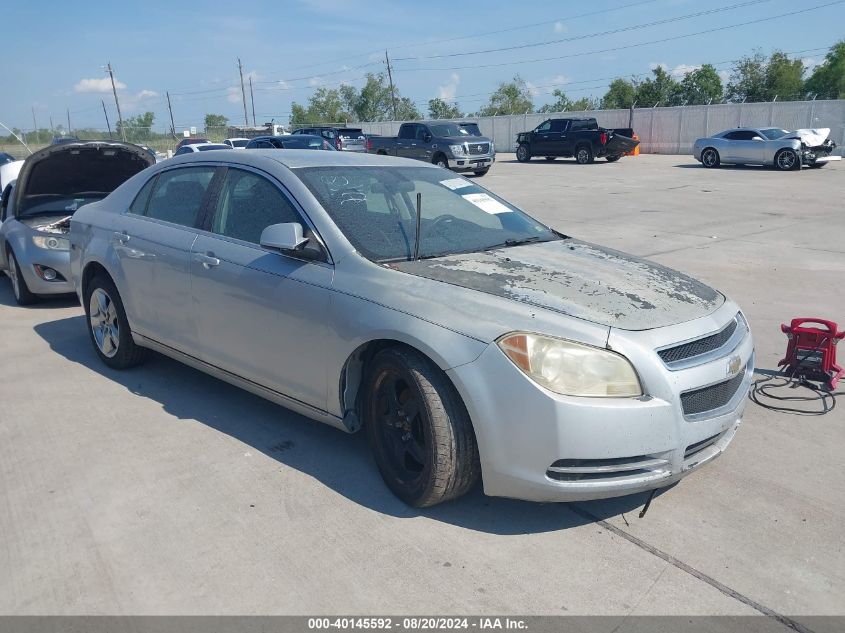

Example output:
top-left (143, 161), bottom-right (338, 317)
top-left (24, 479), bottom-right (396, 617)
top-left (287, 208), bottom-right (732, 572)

top-left (449, 144), bottom-right (466, 156)
top-left (497, 332), bottom-right (642, 397)
top-left (32, 235), bottom-right (70, 251)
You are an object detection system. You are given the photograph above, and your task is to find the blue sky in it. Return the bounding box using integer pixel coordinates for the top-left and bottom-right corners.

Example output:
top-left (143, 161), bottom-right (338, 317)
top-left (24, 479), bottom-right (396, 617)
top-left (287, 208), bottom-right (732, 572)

top-left (2, 0), bottom-right (844, 131)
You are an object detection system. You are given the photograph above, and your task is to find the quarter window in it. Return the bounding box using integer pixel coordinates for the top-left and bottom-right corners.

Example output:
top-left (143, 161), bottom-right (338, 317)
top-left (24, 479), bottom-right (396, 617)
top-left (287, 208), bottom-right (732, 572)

top-left (146, 167), bottom-right (216, 227)
top-left (210, 169), bottom-right (302, 244)
top-left (129, 175), bottom-right (157, 215)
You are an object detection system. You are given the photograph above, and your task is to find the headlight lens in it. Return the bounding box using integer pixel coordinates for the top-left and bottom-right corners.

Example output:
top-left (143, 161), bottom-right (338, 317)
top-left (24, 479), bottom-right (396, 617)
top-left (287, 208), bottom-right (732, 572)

top-left (32, 235), bottom-right (70, 251)
top-left (449, 144), bottom-right (466, 156)
top-left (497, 332), bottom-right (642, 397)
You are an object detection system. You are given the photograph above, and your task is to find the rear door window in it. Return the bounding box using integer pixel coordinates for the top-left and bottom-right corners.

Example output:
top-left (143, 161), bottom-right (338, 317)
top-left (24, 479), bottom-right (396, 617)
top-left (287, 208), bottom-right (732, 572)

top-left (146, 167), bottom-right (217, 227)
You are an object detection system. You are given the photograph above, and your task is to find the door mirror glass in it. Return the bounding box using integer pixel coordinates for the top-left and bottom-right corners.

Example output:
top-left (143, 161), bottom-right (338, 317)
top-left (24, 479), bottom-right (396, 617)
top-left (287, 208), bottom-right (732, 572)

top-left (260, 222), bottom-right (309, 252)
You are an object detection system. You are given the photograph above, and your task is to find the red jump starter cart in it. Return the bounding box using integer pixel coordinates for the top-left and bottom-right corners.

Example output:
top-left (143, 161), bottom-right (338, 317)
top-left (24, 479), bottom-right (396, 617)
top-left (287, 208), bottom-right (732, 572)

top-left (779, 318), bottom-right (845, 390)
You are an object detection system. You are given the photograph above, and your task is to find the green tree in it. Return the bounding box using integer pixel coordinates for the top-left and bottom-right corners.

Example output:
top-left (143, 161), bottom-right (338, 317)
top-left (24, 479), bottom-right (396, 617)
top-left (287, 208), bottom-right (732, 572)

top-left (805, 40), bottom-right (845, 99)
top-left (428, 98), bottom-right (462, 119)
top-left (289, 87), bottom-right (353, 125)
top-left (479, 76), bottom-right (534, 116)
top-left (538, 89), bottom-right (597, 112)
top-left (118, 111), bottom-right (155, 140)
top-left (204, 113), bottom-right (229, 130)
top-left (601, 78), bottom-right (636, 109)
top-left (764, 51), bottom-right (804, 100)
top-left (676, 64), bottom-right (723, 104)
top-left (726, 51), bottom-right (767, 102)
top-left (634, 67), bottom-right (680, 107)
top-left (395, 96), bottom-right (422, 121)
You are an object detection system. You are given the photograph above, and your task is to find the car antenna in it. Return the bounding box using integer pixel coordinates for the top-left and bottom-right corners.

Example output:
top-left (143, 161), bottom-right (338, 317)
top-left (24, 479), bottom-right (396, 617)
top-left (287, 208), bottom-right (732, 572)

top-left (413, 192), bottom-right (422, 261)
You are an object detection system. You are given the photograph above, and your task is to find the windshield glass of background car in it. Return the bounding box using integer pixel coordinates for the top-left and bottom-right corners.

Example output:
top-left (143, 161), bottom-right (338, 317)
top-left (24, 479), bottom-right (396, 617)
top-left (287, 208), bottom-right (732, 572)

top-left (232, 139), bottom-right (249, 147)
top-left (296, 167), bottom-right (559, 262)
top-left (429, 123), bottom-right (465, 137)
top-left (759, 128), bottom-right (789, 140)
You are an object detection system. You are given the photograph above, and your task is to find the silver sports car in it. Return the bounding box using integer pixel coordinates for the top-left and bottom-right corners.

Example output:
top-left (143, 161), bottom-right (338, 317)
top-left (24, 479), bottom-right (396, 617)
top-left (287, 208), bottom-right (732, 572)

top-left (69, 150), bottom-right (754, 507)
top-left (693, 127), bottom-right (839, 170)
top-left (0, 141), bottom-right (153, 304)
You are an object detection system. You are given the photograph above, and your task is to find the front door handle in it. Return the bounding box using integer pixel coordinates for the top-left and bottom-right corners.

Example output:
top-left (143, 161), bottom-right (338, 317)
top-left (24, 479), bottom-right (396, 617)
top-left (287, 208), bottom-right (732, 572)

top-left (112, 231), bottom-right (130, 244)
top-left (193, 253), bottom-right (220, 268)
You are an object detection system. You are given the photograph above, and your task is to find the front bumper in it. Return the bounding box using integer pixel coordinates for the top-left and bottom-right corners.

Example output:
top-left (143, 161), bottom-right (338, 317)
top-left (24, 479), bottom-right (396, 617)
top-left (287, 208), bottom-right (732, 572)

top-left (447, 301), bottom-right (753, 502)
top-left (12, 243), bottom-right (74, 295)
top-left (448, 153), bottom-right (495, 171)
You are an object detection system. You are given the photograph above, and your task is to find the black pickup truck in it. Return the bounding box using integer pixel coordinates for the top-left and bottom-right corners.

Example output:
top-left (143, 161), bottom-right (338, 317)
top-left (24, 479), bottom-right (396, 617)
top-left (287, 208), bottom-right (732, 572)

top-left (516, 118), bottom-right (639, 164)
top-left (368, 121), bottom-right (495, 176)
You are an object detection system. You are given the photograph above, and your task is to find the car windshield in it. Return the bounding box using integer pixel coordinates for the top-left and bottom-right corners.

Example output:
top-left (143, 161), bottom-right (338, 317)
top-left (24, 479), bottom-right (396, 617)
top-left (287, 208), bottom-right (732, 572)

top-left (297, 166), bottom-right (560, 262)
top-left (460, 124), bottom-right (482, 136)
top-left (429, 123), bottom-right (469, 137)
top-left (338, 129), bottom-right (363, 138)
top-left (231, 139), bottom-right (249, 147)
top-left (759, 128), bottom-right (789, 140)
top-left (283, 136), bottom-right (330, 149)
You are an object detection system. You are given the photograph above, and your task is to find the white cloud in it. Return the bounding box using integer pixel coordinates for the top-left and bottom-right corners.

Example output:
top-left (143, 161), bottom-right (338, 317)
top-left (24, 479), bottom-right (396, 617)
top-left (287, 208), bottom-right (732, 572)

top-left (308, 76), bottom-right (324, 87)
top-left (437, 73), bottom-right (460, 101)
top-left (74, 77), bottom-right (125, 93)
top-left (524, 80), bottom-right (540, 97)
top-left (226, 86), bottom-right (243, 104)
top-left (670, 64), bottom-right (700, 79)
top-left (554, 21), bottom-right (566, 33)
top-left (802, 57), bottom-right (822, 72)
top-left (549, 74), bottom-right (570, 86)
top-left (121, 89), bottom-right (161, 113)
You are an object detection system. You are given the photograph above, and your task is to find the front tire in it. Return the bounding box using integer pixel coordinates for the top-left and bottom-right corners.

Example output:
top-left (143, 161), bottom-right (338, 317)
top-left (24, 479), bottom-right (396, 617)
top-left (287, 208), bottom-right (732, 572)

top-left (432, 154), bottom-right (449, 169)
top-left (473, 167), bottom-right (490, 176)
top-left (363, 347), bottom-right (480, 507)
top-left (516, 144), bottom-right (531, 162)
top-left (84, 274), bottom-right (147, 369)
top-left (701, 147), bottom-right (720, 168)
top-left (575, 144), bottom-right (594, 164)
top-left (775, 149), bottom-right (800, 171)
top-left (6, 249), bottom-right (37, 305)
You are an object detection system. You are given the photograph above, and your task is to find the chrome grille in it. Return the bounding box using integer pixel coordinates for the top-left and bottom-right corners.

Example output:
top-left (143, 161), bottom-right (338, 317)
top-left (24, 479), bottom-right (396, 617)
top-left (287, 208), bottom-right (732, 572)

top-left (468, 143), bottom-right (490, 155)
top-left (681, 368), bottom-right (746, 416)
top-left (659, 318), bottom-right (738, 364)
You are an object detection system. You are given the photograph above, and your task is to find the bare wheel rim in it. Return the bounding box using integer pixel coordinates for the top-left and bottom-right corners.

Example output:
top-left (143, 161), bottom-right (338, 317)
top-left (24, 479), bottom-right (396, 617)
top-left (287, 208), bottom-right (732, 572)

top-left (8, 255), bottom-right (20, 300)
top-left (373, 368), bottom-right (427, 486)
top-left (89, 288), bottom-right (120, 358)
top-left (577, 148), bottom-right (589, 163)
top-left (777, 150), bottom-right (795, 170)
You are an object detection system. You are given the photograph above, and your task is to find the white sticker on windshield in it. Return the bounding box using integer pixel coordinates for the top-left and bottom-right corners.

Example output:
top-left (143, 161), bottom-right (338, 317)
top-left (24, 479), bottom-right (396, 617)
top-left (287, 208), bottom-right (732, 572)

top-left (439, 177), bottom-right (472, 191)
top-left (462, 192), bottom-right (512, 215)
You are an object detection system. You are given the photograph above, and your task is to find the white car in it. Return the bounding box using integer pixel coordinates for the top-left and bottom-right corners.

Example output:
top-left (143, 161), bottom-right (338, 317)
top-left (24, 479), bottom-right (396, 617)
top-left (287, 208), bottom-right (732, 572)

top-left (222, 138), bottom-right (250, 149)
top-left (172, 143), bottom-right (231, 156)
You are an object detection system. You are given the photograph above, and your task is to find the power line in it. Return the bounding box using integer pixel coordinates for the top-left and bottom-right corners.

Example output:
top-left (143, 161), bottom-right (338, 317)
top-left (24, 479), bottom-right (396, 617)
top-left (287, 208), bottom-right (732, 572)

top-left (394, 0), bottom-right (775, 61)
top-left (395, 0), bottom-right (845, 72)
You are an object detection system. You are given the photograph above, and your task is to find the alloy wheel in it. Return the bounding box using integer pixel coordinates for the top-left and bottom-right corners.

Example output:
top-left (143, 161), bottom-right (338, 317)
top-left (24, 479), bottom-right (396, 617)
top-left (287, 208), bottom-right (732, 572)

top-left (89, 288), bottom-right (120, 358)
top-left (702, 149), bottom-right (717, 167)
top-left (777, 150), bottom-right (796, 170)
top-left (8, 255), bottom-right (20, 300)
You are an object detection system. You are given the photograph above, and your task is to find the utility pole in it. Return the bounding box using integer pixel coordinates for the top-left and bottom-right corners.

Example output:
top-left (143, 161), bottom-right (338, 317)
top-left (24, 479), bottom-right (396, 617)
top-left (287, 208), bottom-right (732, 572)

top-left (238, 58), bottom-right (249, 126)
top-left (166, 91), bottom-right (176, 137)
top-left (66, 109), bottom-right (72, 135)
top-left (385, 50), bottom-right (398, 121)
top-left (107, 62), bottom-right (126, 141)
top-left (101, 99), bottom-right (112, 137)
top-left (249, 76), bottom-right (256, 126)
top-left (49, 116), bottom-right (54, 133)
top-left (31, 106), bottom-right (38, 144)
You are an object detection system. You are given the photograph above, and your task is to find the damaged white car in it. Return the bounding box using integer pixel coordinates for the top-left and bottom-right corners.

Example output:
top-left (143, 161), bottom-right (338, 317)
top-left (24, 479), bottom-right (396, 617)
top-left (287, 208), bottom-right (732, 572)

top-left (693, 127), bottom-right (840, 170)
top-left (0, 141), bottom-right (154, 304)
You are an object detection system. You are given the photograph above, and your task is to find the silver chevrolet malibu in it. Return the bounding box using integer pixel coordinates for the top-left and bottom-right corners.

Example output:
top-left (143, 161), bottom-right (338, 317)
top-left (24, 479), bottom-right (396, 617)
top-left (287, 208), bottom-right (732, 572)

top-left (69, 150), bottom-right (754, 507)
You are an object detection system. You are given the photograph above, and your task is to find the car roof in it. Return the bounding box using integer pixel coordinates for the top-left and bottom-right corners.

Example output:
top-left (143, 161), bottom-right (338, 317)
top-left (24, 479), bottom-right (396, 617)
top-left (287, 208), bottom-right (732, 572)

top-left (164, 148), bottom-right (439, 170)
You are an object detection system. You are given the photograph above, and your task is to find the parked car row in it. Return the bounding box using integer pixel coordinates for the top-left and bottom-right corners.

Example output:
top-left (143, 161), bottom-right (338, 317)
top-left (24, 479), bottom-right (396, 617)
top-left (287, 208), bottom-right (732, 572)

top-left (0, 141), bottom-right (754, 508)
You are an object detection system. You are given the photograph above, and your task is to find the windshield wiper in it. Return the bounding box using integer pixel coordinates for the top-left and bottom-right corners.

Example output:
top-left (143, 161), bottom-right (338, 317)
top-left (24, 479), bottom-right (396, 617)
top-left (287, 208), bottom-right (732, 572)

top-left (484, 236), bottom-right (544, 251)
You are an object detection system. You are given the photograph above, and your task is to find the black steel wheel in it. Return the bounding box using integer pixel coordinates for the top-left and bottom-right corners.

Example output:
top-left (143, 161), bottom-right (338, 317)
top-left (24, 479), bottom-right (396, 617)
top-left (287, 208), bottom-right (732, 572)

top-left (364, 347), bottom-right (480, 507)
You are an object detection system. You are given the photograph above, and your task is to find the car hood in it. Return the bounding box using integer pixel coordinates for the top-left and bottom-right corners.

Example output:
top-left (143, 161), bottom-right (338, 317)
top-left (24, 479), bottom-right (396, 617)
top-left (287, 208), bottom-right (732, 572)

top-left (392, 240), bottom-right (724, 331)
top-left (14, 141), bottom-right (154, 218)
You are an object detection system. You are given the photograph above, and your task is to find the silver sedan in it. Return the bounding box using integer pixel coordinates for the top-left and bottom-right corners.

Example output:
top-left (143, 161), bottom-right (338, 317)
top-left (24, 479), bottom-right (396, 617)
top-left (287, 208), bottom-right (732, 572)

top-left (693, 127), bottom-right (817, 170)
top-left (69, 151), bottom-right (754, 507)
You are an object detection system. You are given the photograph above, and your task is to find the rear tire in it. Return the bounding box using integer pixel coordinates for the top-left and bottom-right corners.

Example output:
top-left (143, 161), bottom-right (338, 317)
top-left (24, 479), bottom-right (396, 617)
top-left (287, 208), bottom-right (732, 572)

top-left (774, 149), bottom-right (800, 171)
top-left (6, 249), bottom-right (37, 306)
top-left (701, 147), bottom-right (720, 168)
top-left (575, 144), bottom-right (594, 164)
top-left (84, 274), bottom-right (148, 369)
top-left (516, 144), bottom-right (531, 162)
top-left (605, 154), bottom-right (622, 162)
top-left (363, 346), bottom-right (480, 507)
top-left (473, 167), bottom-right (490, 176)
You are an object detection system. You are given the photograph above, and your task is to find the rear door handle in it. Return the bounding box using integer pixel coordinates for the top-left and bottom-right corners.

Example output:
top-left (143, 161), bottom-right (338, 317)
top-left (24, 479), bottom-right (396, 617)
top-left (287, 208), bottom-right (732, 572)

top-left (112, 231), bottom-right (130, 244)
top-left (193, 253), bottom-right (220, 268)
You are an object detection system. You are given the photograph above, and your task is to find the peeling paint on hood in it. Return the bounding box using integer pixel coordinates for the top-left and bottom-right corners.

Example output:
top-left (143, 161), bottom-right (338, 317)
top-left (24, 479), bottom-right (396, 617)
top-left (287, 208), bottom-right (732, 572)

top-left (393, 240), bottom-right (724, 331)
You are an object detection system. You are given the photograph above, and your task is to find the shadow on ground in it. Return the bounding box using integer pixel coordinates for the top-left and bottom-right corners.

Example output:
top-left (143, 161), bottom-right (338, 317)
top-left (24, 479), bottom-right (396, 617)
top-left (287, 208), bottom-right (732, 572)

top-left (33, 311), bottom-right (657, 535)
top-left (0, 274), bottom-right (79, 309)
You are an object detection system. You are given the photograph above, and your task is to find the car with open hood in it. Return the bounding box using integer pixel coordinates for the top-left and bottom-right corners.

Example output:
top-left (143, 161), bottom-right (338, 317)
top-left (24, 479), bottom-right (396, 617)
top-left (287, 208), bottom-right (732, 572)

top-left (693, 127), bottom-right (840, 170)
top-left (68, 150), bottom-right (753, 507)
top-left (0, 141), bottom-right (154, 304)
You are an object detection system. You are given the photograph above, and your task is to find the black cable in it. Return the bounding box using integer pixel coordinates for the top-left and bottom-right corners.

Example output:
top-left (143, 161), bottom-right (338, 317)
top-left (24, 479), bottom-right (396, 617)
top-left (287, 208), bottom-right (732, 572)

top-left (749, 374), bottom-right (841, 416)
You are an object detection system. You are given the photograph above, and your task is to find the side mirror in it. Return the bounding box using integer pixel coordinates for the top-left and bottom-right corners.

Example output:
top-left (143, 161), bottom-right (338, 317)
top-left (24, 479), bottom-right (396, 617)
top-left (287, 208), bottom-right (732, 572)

top-left (751, 136), bottom-right (764, 141)
top-left (423, 133), bottom-right (432, 143)
top-left (260, 222), bottom-right (309, 252)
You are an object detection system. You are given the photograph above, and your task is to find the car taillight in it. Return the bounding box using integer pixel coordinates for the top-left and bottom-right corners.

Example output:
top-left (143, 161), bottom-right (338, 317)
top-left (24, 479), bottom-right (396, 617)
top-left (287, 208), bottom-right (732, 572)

top-left (336, 138), bottom-right (342, 150)
top-left (600, 132), bottom-right (607, 145)
top-left (367, 139), bottom-right (373, 151)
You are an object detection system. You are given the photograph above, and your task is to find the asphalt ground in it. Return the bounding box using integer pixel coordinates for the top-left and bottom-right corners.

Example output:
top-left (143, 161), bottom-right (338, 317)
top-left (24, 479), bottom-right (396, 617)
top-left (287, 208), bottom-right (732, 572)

top-left (1, 154), bottom-right (843, 623)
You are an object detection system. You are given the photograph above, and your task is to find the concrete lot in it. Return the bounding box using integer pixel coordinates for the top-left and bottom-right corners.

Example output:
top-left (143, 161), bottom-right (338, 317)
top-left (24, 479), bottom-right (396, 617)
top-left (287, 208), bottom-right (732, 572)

top-left (1, 155), bottom-right (843, 621)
